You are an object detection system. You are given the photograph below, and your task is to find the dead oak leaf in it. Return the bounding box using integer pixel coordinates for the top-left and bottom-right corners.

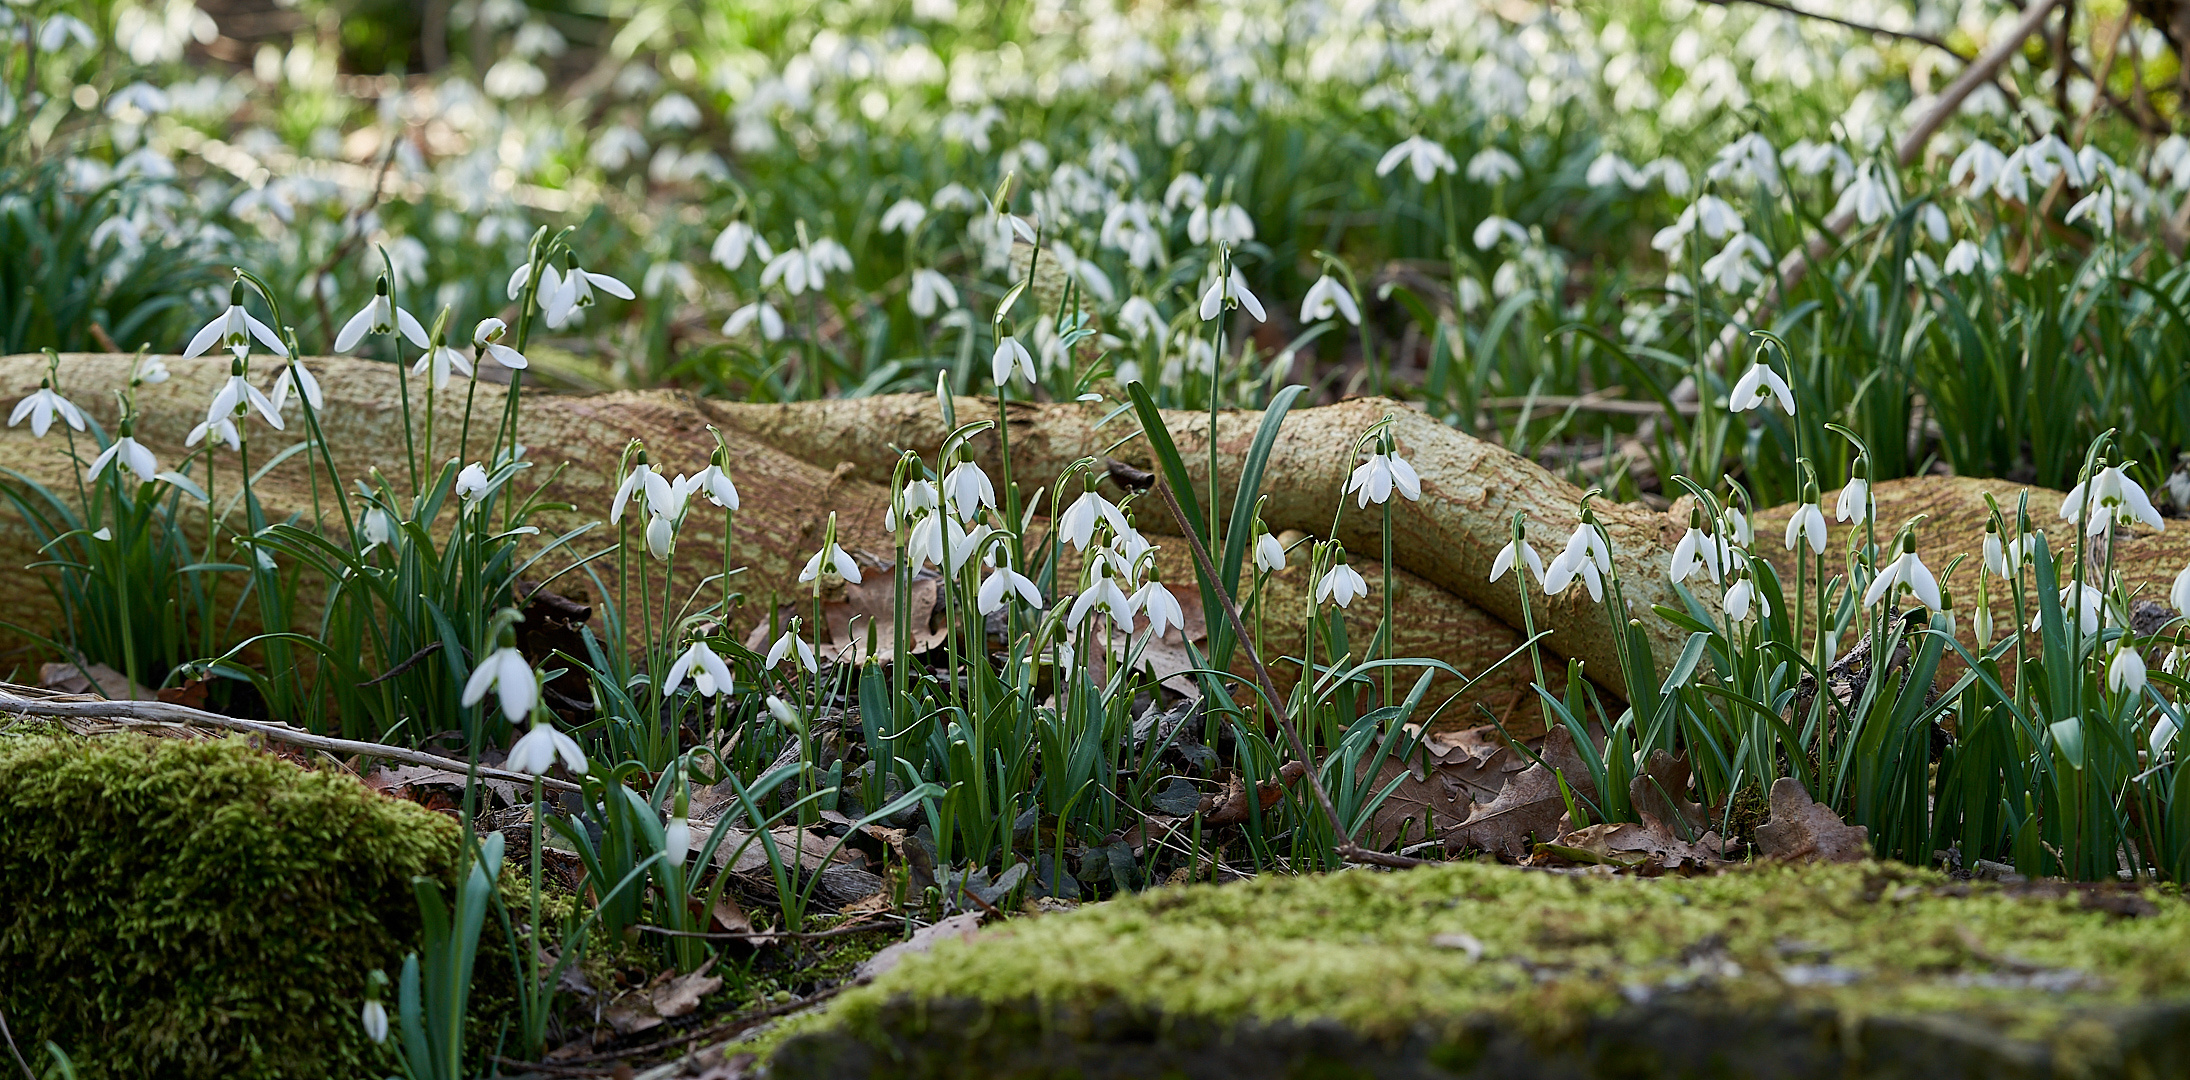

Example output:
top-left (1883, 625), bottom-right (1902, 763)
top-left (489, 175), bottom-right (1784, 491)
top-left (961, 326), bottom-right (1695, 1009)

top-left (602, 966), bottom-right (723, 1035)
top-left (1755, 777), bottom-right (1871, 863)
top-left (1535, 814), bottom-right (1738, 874)
top-left (1443, 726), bottom-right (1599, 860)
top-left (1627, 749), bottom-right (1706, 835)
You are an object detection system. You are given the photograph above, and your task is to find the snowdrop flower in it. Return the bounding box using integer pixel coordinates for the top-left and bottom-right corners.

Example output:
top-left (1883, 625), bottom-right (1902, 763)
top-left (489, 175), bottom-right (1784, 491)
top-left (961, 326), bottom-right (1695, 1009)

top-left (1164, 173), bottom-right (1208, 211)
top-left (9, 379), bottom-right (86, 438)
top-left (1831, 163), bottom-right (1893, 225)
top-left (663, 813), bottom-right (691, 867)
top-left (799, 537), bottom-right (863, 585)
top-left (1299, 274), bottom-right (1359, 325)
top-left (131, 356), bottom-right (170, 386)
top-left (1950, 140), bottom-right (2008, 194)
top-left (761, 234), bottom-right (853, 296)
top-left (991, 320), bottom-right (1037, 387)
top-left (333, 278), bottom-right (430, 352)
top-left (911, 515), bottom-right (991, 574)
top-left (185, 415), bottom-right (240, 451)
top-left (643, 475), bottom-right (687, 560)
top-left (1061, 490), bottom-right (1128, 550)
top-left (507, 716), bottom-right (587, 776)
top-left (206, 356), bottom-right (286, 431)
top-left (909, 269), bottom-right (959, 318)
top-left (664, 639), bottom-right (734, 697)
top-left (1347, 447), bottom-right (1422, 507)
top-left (881, 198), bottom-right (928, 235)
top-left (1466, 148), bottom-right (1522, 185)
top-left (1730, 362), bottom-right (1795, 414)
top-left (2031, 583), bottom-right (2108, 636)
top-left (1133, 578), bottom-right (1187, 638)
top-left (1785, 492), bottom-right (1828, 555)
top-left (886, 477), bottom-right (938, 534)
top-left (1197, 262), bottom-right (1266, 322)
top-left (184, 284), bottom-right (289, 359)
top-left (411, 334), bottom-right (474, 391)
top-left (1377, 135), bottom-right (1458, 183)
top-left (711, 218), bottom-right (772, 270)
top-left (1490, 534), bottom-right (1545, 587)
top-left (1543, 517), bottom-right (1611, 602)
top-left (725, 299), bottom-right (785, 341)
top-left (545, 257), bottom-right (635, 328)
top-left (765, 627), bottom-right (819, 673)
top-left (1943, 239), bottom-right (1985, 276)
top-left (1117, 296), bottom-right (1165, 341)
top-left (270, 355), bottom-right (324, 414)
top-left (1723, 507), bottom-right (1753, 546)
top-left (362, 507), bottom-right (400, 554)
top-left (2065, 188), bottom-right (2116, 235)
top-left (1186, 201), bottom-right (1254, 246)
top-left (1316, 550), bottom-right (1370, 607)
top-left (1069, 558), bottom-right (1138, 632)
top-left (2060, 463), bottom-right (2165, 534)
top-left (1836, 469), bottom-right (1871, 526)
top-left (462, 640), bottom-right (538, 723)
top-left (1983, 521), bottom-right (2035, 579)
top-left (943, 459), bottom-right (995, 522)
top-left (1254, 530), bottom-right (1288, 574)
top-left (2109, 639), bottom-right (2148, 695)
top-left (1700, 233), bottom-right (1771, 292)
top-left (1864, 534), bottom-right (1942, 610)
top-left (454, 462), bottom-right (492, 503)
top-left (1724, 570), bottom-right (1770, 623)
top-left (2172, 563), bottom-right (2190, 618)
top-left (690, 453), bottom-right (740, 510)
top-left (609, 456), bottom-right (658, 526)
top-left (361, 998), bottom-right (389, 1043)
top-left (506, 261), bottom-right (562, 303)
top-left (977, 554), bottom-right (1044, 614)
top-left (1670, 512), bottom-right (1726, 584)
top-left (1472, 216), bottom-right (1528, 250)
top-left (2154, 714), bottom-right (2181, 757)
top-left (87, 423), bottom-right (158, 484)
top-left (473, 318), bottom-right (528, 370)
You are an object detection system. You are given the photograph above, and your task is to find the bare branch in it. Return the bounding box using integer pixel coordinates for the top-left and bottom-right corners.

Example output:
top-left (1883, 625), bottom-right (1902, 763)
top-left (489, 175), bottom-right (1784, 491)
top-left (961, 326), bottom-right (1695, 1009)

top-left (0, 683), bottom-right (584, 794)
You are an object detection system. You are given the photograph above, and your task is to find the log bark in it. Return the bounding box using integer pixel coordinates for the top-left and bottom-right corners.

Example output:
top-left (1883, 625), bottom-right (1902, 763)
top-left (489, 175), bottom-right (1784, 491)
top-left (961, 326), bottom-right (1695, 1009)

top-left (1, 354), bottom-right (1707, 734)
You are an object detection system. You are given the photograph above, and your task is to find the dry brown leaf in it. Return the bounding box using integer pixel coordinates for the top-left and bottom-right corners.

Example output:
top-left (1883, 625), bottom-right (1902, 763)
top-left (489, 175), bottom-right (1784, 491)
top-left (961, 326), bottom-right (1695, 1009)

top-left (708, 897), bottom-right (754, 935)
top-left (854, 912), bottom-right (985, 983)
top-left (1754, 776), bottom-right (1871, 863)
top-left (1443, 726), bottom-right (1599, 859)
top-left (704, 824), bottom-right (850, 875)
top-left (38, 661), bottom-right (156, 700)
top-left (1534, 814), bottom-right (1738, 874)
top-left (603, 966), bottom-right (723, 1035)
top-left (1201, 761), bottom-right (1305, 827)
top-left (1627, 749), bottom-right (1706, 835)
top-left (746, 568), bottom-right (947, 664)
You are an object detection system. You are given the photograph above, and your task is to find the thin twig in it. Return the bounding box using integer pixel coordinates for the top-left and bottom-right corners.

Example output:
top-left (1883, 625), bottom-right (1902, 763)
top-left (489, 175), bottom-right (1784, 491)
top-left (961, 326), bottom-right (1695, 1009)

top-left (0, 684), bottom-right (582, 793)
top-left (633, 917), bottom-right (900, 944)
top-left (503, 987), bottom-right (841, 1068)
top-left (1705, 0), bottom-right (1969, 61)
top-left (359, 640), bottom-right (444, 687)
top-left (1145, 478), bottom-right (1424, 869)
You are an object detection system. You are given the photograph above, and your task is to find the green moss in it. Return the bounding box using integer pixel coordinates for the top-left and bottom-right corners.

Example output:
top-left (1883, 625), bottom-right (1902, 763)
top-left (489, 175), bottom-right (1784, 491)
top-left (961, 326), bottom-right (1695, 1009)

top-left (777, 863), bottom-right (2190, 1077)
top-left (0, 734), bottom-right (460, 1079)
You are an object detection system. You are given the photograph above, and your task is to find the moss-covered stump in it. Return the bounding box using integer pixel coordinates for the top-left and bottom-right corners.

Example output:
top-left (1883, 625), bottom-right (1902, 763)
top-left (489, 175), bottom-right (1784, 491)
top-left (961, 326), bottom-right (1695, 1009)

top-left (771, 863), bottom-right (2190, 1079)
top-left (0, 734), bottom-right (459, 1079)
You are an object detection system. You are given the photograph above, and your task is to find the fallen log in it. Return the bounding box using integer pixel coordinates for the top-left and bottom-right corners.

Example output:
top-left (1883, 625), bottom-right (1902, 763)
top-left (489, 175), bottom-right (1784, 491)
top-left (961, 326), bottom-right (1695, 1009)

top-left (1, 354), bottom-right (1708, 733)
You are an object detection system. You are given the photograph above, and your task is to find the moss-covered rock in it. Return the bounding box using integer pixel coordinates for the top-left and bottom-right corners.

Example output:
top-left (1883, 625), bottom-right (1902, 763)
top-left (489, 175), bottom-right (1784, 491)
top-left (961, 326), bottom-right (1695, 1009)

top-left (0, 734), bottom-right (459, 1079)
top-left (772, 862), bottom-right (2190, 1079)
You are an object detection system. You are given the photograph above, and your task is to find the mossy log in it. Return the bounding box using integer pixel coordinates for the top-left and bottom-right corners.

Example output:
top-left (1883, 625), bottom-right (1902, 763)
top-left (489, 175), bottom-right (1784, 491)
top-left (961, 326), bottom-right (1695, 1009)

top-left (768, 861), bottom-right (2190, 1080)
top-left (0, 354), bottom-right (1707, 731)
top-left (0, 732), bottom-right (459, 1079)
